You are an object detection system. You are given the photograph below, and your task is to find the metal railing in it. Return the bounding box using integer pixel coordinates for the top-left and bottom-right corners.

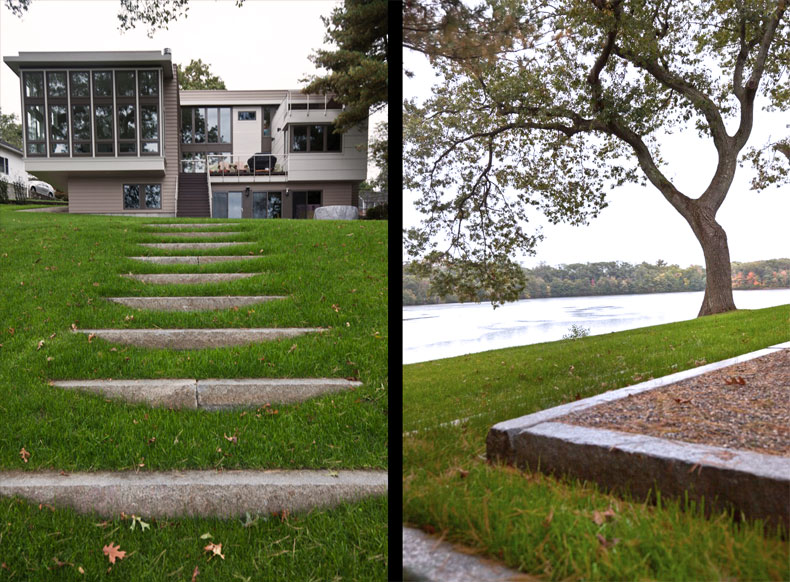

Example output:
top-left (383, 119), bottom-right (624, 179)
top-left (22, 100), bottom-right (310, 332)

top-left (180, 154), bottom-right (289, 177)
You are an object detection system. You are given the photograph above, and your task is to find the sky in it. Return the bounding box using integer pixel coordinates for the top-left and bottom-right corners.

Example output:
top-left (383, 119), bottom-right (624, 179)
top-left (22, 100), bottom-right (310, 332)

top-left (403, 49), bottom-right (790, 269)
top-left (0, 0), bottom-right (385, 180)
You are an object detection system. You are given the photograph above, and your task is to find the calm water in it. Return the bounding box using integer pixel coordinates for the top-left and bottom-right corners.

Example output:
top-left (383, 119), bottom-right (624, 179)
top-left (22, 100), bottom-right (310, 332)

top-left (403, 289), bottom-right (790, 364)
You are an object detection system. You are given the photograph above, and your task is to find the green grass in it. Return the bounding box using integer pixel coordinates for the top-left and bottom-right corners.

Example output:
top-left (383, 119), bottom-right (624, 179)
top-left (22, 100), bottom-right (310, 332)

top-left (0, 206), bottom-right (387, 471)
top-left (0, 206), bottom-right (388, 579)
top-left (0, 494), bottom-right (387, 581)
top-left (404, 305), bottom-right (790, 581)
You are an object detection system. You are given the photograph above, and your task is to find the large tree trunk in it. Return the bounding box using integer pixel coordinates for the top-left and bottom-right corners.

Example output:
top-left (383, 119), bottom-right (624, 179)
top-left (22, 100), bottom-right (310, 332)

top-left (684, 203), bottom-right (737, 316)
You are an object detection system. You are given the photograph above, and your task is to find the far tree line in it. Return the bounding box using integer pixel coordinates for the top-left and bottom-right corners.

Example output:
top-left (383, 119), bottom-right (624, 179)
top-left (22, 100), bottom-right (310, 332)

top-left (403, 259), bottom-right (790, 306)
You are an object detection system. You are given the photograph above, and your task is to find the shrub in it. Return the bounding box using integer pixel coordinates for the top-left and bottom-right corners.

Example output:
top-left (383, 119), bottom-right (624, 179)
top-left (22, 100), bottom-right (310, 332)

top-left (562, 324), bottom-right (590, 340)
top-left (0, 177), bottom-right (8, 202)
top-left (365, 203), bottom-right (388, 220)
top-left (12, 179), bottom-right (26, 203)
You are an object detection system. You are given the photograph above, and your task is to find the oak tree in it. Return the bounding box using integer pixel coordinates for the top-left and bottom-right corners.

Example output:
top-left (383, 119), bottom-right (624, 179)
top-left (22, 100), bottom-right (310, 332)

top-left (404, 0), bottom-right (789, 316)
top-left (176, 59), bottom-right (226, 91)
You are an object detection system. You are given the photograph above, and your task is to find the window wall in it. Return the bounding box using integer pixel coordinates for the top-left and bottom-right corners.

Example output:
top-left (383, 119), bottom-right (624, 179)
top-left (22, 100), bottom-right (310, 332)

top-left (20, 68), bottom-right (162, 158)
top-left (180, 107), bottom-right (232, 145)
top-left (290, 124), bottom-right (342, 153)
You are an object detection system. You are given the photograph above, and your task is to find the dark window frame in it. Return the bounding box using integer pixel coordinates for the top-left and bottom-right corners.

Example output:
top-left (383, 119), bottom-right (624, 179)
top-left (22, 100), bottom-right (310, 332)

top-left (181, 106), bottom-right (232, 146)
top-left (0, 156), bottom-right (8, 175)
top-left (115, 70), bottom-right (137, 156)
top-left (93, 71), bottom-right (114, 156)
top-left (289, 124), bottom-right (342, 153)
top-left (238, 110), bottom-right (256, 121)
top-left (71, 104), bottom-right (92, 156)
top-left (24, 103), bottom-right (46, 157)
top-left (48, 103), bottom-right (70, 156)
top-left (123, 183), bottom-right (162, 210)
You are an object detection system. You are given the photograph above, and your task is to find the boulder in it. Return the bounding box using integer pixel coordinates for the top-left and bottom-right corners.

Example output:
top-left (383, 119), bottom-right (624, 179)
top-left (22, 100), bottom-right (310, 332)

top-left (314, 205), bottom-right (359, 220)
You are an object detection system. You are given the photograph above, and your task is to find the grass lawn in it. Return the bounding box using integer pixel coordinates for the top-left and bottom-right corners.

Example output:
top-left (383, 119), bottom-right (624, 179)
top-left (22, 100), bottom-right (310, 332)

top-left (0, 205), bottom-right (387, 579)
top-left (404, 304), bottom-right (789, 581)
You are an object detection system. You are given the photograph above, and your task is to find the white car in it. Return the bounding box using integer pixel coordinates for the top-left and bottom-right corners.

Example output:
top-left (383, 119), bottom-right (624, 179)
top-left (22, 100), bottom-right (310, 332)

top-left (28, 180), bottom-right (55, 198)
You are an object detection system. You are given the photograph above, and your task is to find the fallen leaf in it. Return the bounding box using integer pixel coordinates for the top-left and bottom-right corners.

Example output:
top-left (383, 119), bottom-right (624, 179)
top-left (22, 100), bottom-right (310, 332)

top-left (331, 304), bottom-right (340, 312)
top-left (458, 469), bottom-right (469, 479)
top-left (49, 332), bottom-right (56, 339)
top-left (223, 433), bottom-right (237, 444)
top-left (328, 470), bottom-right (339, 478)
top-left (592, 508), bottom-right (616, 525)
top-left (93, 282), bottom-right (100, 287)
top-left (71, 323), bottom-right (77, 331)
top-left (19, 447), bottom-right (30, 463)
top-left (87, 333), bottom-right (96, 343)
top-left (724, 376), bottom-right (746, 385)
top-left (288, 344), bottom-right (297, 353)
top-left (78, 566), bottom-right (85, 574)
top-left (191, 565), bottom-right (200, 581)
top-left (102, 542), bottom-right (126, 564)
top-left (37, 340), bottom-right (45, 350)
top-left (51, 556), bottom-right (73, 568)
top-left (199, 532), bottom-right (212, 540)
top-left (47, 356), bottom-right (54, 362)
top-left (542, 508), bottom-right (554, 527)
top-left (596, 533), bottom-right (620, 548)
top-left (674, 397), bottom-right (692, 404)
top-left (129, 514), bottom-right (150, 532)
top-left (203, 543), bottom-right (225, 560)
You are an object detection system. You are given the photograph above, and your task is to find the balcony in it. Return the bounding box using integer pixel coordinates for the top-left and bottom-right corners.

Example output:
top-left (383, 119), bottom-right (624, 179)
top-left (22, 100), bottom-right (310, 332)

top-left (181, 153), bottom-right (289, 183)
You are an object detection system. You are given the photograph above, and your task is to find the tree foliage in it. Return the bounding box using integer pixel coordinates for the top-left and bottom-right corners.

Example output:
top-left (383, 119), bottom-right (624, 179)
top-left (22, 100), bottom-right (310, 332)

top-left (176, 59), bottom-right (226, 91)
top-left (303, 0), bottom-right (388, 132)
top-left (0, 112), bottom-right (23, 150)
top-left (404, 0), bottom-right (789, 315)
top-left (5, 0), bottom-right (244, 37)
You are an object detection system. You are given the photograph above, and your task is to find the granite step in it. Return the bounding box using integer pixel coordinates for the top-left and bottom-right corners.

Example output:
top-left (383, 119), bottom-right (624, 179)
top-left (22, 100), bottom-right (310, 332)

top-left (107, 296), bottom-right (284, 311)
top-left (139, 242), bottom-right (251, 250)
top-left (122, 273), bottom-right (257, 284)
top-left (74, 328), bottom-right (324, 349)
top-left (148, 231), bottom-right (242, 238)
top-left (128, 256), bottom-right (259, 264)
top-left (0, 470), bottom-right (388, 518)
top-left (50, 378), bottom-right (363, 409)
top-left (144, 223), bottom-right (241, 228)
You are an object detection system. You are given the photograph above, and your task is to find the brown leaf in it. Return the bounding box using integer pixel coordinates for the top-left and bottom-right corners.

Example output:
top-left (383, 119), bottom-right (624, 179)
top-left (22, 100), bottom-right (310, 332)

top-left (71, 323), bottom-right (78, 331)
top-left (674, 397), bottom-right (692, 404)
top-left (102, 542), bottom-right (126, 564)
top-left (542, 508), bottom-right (554, 527)
top-left (596, 533), bottom-right (620, 548)
top-left (223, 433), bottom-right (237, 444)
top-left (331, 303), bottom-right (340, 312)
top-left (87, 333), bottom-right (96, 343)
top-left (724, 376), bottom-right (746, 385)
top-left (19, 447), bottom-right (30, 463)
top-left (288, 344), bottom-right (297, 353)
top-left (458, 469), bottom-right (469, 479)
top-left (592, 507), bottom-right (616, 525)
top-left (191, 565), bottom-right (200, 582)
top-left (37, 340), bottom-right (45, 351)
top-left (203, 543), bottom-right (224, 560)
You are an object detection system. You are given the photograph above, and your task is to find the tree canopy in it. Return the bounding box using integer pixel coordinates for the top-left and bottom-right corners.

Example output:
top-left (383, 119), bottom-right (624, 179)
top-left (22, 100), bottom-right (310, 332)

top-left (0, 112), bottom-right (23, 150)
top-left (176, 59), bottom-right (226, 91)
top-left (303, 0), bottom-right (388, 132)
top-left (404, 0), bottom-right (789, 316)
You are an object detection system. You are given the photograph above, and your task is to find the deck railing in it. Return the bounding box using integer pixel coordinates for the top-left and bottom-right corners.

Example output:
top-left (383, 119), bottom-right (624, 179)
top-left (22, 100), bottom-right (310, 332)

top-left (180, 154), bottom-right (289, 177)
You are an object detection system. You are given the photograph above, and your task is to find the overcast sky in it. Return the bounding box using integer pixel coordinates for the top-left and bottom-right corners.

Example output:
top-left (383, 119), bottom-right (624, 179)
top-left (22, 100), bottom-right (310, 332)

top-left (404, 50), bottom-right (790, 268)
top-left (0, 0), bottom-right (385, 179)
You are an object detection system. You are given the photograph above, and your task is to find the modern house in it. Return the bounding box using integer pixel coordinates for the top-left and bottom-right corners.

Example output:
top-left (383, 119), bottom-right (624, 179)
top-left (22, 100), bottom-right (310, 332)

top-left (0, 138), bottom-right (28, 189)
top-left (3, 50), bottom-right (367, 218)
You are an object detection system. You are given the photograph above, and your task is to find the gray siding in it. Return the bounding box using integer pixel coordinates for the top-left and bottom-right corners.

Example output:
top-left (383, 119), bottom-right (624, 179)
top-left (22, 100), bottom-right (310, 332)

top-left (163, 64), bottom-right (179, 209)
top-left (68, 174), bottom-right (174, 214)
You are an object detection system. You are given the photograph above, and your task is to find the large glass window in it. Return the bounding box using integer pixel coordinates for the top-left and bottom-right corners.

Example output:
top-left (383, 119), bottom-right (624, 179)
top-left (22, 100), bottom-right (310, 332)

top-left (115, 71), bottom-right (136, 97)
top-left (141, 105), bottom-right (159, 154)
top-left (181, 108), bottom-right (193, 144)
top-left (93, 71), bottom-right (112, 97)
top-left (24, 72), bottom-right (44, 98)
top-left (138, 71), bottom-right (159, 96)
top-left (262, 106), bottom-right (277, 137)
top-left (71, 105), bottom-right (91, 155)
top-left (220, 108), bottom-right (231, 143)
top-left (207, 107), bottom-right (219, 143)
top-left (95, 105), bottom-right (114, 155)
top-left (238, 111), bottom-right (256, 121)
top-left (291, 124), bottom-right (342, 153)
top-left (70, 72), bottom-right (90, 98)
top-left (124, 184), bottom-right (161, 210)
top-left (253, 191), bottom-right (282, 219)
top-left (193, 108), bottom-right (205, 143)
top-left (118, 104), bottom-right (136, 154)
top-left (49, 105), bottom-right (69, 154)
top-left (25, 105), bottom-right (45, 155)
top-left (47, 72), bottom-right (67, 98)
top-left (292, 190), bottom-right (322, 219)
top-left (144, 184), bottom-right (161, 209)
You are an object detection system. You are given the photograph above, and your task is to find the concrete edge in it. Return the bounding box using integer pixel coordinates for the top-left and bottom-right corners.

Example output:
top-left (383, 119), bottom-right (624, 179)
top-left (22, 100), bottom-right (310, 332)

top-left (138, 242), bottom-right (252, 248)
top-left (487, 342), bottom-right (790, 460)
top-left (121, 273), bottom-right (258, 283)
top-left (51, 378), bottom-right (363, 409)
top-left (501, 422), bottom-right (790, 530)
top-left (106, 296), bottom-right (286, 311)
top-left (0, 469), bottom-right (388, 518)
top-left (126, 256), bottom-right (260, 264)
top-left (402, 527), bottom-right (533, 582)
top-left (144, 223), bottom-right (242, 228)
top-left (17, 206), bottom-right (69, 213)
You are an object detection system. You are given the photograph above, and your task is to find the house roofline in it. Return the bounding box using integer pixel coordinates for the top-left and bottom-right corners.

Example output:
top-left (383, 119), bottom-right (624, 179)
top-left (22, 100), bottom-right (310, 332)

top-left (3, 50), bottom-right (174, 78)
top-left (0, 139), bottom-right (23, 156)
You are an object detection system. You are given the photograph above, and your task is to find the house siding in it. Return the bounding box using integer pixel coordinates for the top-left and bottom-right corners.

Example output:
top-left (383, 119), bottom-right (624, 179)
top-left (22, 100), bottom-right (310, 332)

top-left (208, 181), bottom-right (355, 219)
top-left (163, 63), bottom-right (179, 209)
top-left (68, 175), bottom-right (175, 215)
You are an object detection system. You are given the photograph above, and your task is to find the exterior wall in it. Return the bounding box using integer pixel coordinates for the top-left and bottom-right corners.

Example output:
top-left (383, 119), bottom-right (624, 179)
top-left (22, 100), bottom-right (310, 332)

top-left (286, 123), bottom-right (367, 182)
top-left (179, 90), bottom-right (288, 106)
top-left (68, 174), bottom-right (175, 215)
top-left (232, 107), bottom-right (262, 156)
top-left (209, 180), bottom-right (355, 219)
top-left (163, 64), bottom-right (179, 209)
top-left (0, 143), bottom-right (28, 186)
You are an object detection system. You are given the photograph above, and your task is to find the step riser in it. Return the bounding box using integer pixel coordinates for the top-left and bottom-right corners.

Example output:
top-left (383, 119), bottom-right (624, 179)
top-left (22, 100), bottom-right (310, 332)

top-left (107, 296), bottom-right (285, 311)
top-left (122, 274), bottom-right (257, 284)
top-left (139, 243), bottom-right (250, 249)
top-left (149, 232), bottom-right (241, 238)
top-left (144, 224), bottom-right (242, 228)
top-left (127, 256), bottom-right (259, 264)
top-left (74, 328), bottom-right (324, 349)
top-left (51, 379), bottom-right (363, 409)
top-left (0, 470), bottom-right (388, 518)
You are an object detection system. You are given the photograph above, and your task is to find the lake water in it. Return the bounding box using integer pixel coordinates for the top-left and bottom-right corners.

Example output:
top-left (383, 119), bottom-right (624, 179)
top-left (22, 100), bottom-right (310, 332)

top-left (403, 289), bottom-right (790, 364)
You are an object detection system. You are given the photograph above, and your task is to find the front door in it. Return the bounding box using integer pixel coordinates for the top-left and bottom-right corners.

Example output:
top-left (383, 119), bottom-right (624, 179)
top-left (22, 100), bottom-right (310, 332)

top-left (228, 191), bottom-right (243, 218)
